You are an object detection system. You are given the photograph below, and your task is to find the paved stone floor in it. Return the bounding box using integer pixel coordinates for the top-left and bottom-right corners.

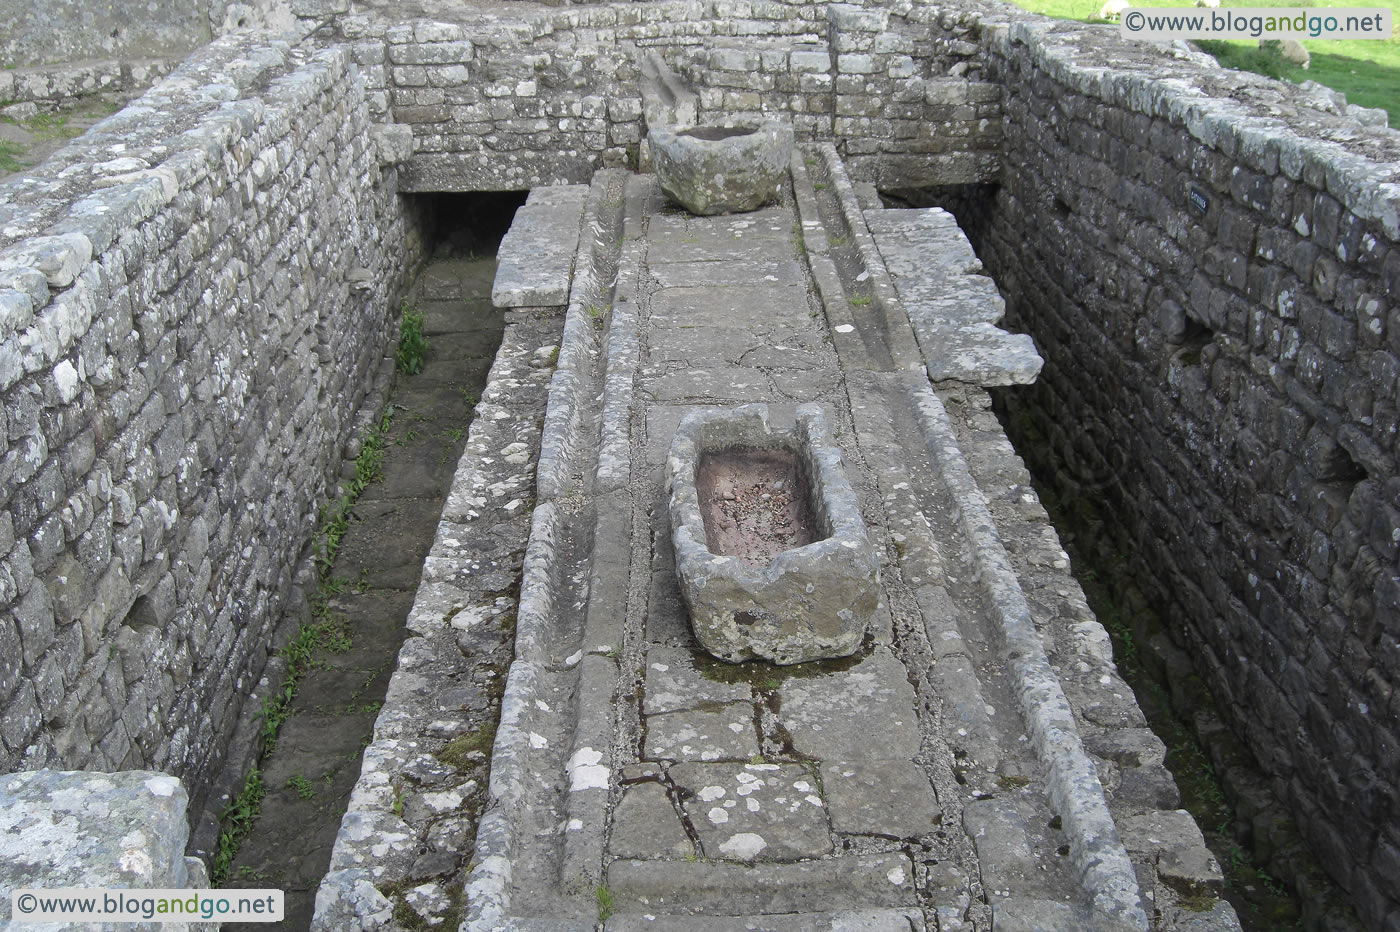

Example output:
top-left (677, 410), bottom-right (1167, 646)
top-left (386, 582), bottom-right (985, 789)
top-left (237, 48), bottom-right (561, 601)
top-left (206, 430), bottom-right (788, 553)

top-left (319, 161), bottom-right (1242, 931)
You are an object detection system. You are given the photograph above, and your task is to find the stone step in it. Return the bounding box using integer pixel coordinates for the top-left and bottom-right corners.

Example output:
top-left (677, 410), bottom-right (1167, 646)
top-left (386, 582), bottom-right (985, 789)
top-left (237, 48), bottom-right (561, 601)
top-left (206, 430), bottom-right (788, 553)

top-left (865, 207), bottom-right (1043, 385)
top-left (492, 184), bottom-right (589, 307)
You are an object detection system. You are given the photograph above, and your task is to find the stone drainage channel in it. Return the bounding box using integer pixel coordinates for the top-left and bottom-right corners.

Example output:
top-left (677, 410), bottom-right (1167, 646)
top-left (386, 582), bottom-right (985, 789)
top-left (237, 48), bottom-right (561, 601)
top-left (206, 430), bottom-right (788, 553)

top-left (214, 246), bottom-right (518, 930)
top-left (310, 149), bottom-right (1245, 931)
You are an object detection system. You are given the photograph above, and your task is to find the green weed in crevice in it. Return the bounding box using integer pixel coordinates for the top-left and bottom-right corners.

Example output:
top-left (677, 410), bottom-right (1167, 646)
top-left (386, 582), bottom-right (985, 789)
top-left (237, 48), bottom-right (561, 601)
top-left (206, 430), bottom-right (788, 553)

top-left (211, 402), bottom-right (394, 877)
top-left (397, 305), bottom-right (429, 375)
top-left (595, 885), bottom-right (616, 922)
top-left (211, 769), bottom-right (264, 885)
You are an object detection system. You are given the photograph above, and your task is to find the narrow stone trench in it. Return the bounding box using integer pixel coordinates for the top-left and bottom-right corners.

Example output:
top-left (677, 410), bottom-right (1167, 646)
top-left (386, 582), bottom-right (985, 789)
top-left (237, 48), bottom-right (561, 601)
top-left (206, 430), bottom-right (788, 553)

top-left (219, 219), bottom-right (510, 931)
top-left (988, 393), bottom-right (1326, 932)
top-left (883, 183), bottom-right (1346, 930)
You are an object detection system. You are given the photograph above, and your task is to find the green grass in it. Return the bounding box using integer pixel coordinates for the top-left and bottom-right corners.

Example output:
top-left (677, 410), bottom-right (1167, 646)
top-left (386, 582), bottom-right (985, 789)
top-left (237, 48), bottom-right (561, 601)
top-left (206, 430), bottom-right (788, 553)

top-left (1009, 0), bottom-right (1400, 124)
top-left (396, 305), bottom-right (429, 376)
top-left (0, 141), bottom-right (23, 173)
top-left (211, 770), bottom-right (264, 885)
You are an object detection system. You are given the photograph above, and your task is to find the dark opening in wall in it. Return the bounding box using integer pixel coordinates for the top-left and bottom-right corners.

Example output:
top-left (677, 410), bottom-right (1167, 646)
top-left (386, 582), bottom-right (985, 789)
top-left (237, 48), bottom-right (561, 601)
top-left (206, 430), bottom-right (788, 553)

top-left (880, 183), bottom-right (1000, 256)
top-left (1318, 437), bottom-right (1368, 488)
top-left (1173, 318), bottom-right (1215, 368)
top-left (413, 190), bottom-right (529, 258)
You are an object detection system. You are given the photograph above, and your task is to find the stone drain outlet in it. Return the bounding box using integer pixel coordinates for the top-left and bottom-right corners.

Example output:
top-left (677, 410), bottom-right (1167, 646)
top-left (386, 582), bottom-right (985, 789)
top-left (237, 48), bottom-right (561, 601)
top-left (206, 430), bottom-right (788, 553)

top-left (667, 403), bottom-right (880, 665)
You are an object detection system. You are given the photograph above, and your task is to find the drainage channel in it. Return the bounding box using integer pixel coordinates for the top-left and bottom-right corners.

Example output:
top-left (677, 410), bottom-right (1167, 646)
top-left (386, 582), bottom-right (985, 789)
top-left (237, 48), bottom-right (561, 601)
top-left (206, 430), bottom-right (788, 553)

top-left (989, 390), bottom-right (1353, 932)
top-left (217, 240), bottom-right (507, 931)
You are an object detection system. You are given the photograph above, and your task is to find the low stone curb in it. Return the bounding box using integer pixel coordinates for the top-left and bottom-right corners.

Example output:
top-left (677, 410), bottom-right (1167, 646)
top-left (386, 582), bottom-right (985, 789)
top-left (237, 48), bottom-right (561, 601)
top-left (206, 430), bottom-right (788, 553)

top-left (908, 380), bottom-right (1149, 932)
top-left (463, 173), bottom-right (626, 931)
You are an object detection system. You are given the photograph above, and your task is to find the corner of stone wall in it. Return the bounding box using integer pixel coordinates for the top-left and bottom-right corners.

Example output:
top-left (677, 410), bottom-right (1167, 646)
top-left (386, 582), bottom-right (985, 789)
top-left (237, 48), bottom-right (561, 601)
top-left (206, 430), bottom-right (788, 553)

top-left (974, 13), bottom-right (1399, 927)
top-left (0, 26), bottom-right (424, 837)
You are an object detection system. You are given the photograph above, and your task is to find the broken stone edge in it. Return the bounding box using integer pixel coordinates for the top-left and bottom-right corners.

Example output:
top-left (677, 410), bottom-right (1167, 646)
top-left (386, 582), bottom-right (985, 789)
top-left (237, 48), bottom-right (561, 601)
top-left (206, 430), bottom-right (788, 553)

top-left (666, 402), bottom-right (880, 665)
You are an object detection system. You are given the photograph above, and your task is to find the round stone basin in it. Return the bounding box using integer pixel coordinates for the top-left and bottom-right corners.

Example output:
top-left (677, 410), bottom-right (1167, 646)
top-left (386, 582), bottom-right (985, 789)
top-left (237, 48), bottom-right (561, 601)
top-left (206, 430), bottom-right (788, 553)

top-left (648, 119), bottom-right (795, 216)
top-left (666, 404), bottom-right (880, 665)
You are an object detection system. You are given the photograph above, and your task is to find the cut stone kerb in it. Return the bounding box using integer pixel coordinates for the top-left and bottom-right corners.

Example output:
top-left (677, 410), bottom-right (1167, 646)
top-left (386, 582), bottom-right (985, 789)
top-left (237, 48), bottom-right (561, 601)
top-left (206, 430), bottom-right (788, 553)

top-left (649, 119), bottom-right (795, 215)
top-left (667, 404), bottom-right (880, 665)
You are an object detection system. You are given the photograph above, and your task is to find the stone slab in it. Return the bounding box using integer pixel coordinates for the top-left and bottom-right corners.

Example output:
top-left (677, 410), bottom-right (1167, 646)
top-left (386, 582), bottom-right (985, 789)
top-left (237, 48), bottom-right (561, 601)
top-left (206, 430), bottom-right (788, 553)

top-left (647, 366), bottom-right (778, 404)
top-left (646, 209), bottom-right (794, 264)
top-left (670, 762), bottom-right (832, 861)
top-left (648, 284), bottom-right (815, 328)
top-left (0, 770), bottom-right (208, 907)
top-left (867, 208), bottom-right (1044, 386)
top-left (775, 648), bottom-right (921, 760)
top-left (923, 324), bottom-right (1042, 386)
top-left (819, 760), bottom-right (942, 838)
top-left (492, 185), bottom-right (588, 307)
top-left (649, 259), bottom-right (808, 289)
top-left (644, 644), bottom-right (753, 714)
top-left (609, 781), bottom-right (694, 860)
top-left (605, 909), bottom-right (926, 931)
top-left (607, 852), bottom-right (917, 914)
top-left (644, 705), bottom-right (761, 762)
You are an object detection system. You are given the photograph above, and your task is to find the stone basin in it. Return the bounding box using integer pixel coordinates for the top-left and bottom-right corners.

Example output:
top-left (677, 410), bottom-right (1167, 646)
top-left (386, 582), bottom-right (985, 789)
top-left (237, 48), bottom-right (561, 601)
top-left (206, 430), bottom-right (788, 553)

top-left (666, 404), bottom-right (879, 664)
top-left (648, 119), bottom-right (794, 215)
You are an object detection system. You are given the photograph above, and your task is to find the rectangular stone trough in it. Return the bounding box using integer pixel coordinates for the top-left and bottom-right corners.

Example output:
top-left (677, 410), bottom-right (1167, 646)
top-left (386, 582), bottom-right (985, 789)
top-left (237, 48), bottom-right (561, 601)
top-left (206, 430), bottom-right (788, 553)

top-left (666, 403), bottom-right (879, 664)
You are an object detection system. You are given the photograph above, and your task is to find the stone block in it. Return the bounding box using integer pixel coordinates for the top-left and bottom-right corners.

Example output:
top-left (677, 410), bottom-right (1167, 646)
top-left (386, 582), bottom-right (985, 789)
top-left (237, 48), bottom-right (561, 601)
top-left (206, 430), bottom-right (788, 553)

top-left (666, 405), bottom-right (878, 665)
top-left (649, 120), bottom-right (793, 217)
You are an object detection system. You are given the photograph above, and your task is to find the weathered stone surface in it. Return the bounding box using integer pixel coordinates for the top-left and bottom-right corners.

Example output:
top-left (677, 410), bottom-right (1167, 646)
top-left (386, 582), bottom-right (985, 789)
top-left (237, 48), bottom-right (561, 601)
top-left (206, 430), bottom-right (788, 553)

top-left (643, 704), bottom-right (760, 762)
top-left (0, 770), bottom-right (211, 931)
top-left (491, 184), bottom-right (588, 307)
top-left (667, 403), bottom-right (879, 665)
top-left (776, 648), bottom-right (920, 759)
top-left (650, 120), bottom-right (794, 216)
top-left (671, 762), bottom-right (833, 862)
top-left (1120, 810), bottom-right (1224, 897)
top-left (643, 644), bottom-right (752, 714)
top-left (867, 208), bottom-right (1042, 386)
top-left (609, 781), bottom-right (693, 860)
top-left (820, 760), bottom-right (941, 838)
top-left (607, 852), bottom-right (917, 915)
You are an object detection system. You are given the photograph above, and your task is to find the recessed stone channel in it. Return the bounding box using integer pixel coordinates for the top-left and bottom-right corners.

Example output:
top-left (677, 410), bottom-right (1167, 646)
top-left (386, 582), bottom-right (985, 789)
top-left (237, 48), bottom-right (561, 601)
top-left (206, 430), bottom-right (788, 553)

top-left (697, 446), bottom-right (819, 566)
top-left (889, 184), bottom-right (1331, 931)
top-left (216, 193), bottom-right (521, 931)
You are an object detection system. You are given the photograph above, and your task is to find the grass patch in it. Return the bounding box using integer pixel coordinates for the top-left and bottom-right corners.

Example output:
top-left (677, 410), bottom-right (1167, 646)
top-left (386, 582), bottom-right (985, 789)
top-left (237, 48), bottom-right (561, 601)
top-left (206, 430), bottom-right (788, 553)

top-left (1007, 0), bottom-right (1400, 125)
top-left (596, 885), bottom-right (616, 922)
top-left (437, 722), bottom-right (496, 770)
top-left (211, 770), bottom-right (264, 885)
top-left (316, 406), bottom-right (393, 576)
top-left (0, 140), bottom-right (23, 173)
top-left (286, 773), bottom-right (317, 800)
top-left (397, 305), bottom-right (429, 375)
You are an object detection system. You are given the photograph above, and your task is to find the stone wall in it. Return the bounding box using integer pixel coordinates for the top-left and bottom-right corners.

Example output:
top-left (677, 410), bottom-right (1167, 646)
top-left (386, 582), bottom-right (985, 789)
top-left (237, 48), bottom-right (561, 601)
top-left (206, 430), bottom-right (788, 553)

top-left (974, 17), bottom-right (1400, 928)
top-left (0, 1), bottom-right (298, 112)
top-left (0, 34), bottom-right (425, 802)
top-left (320, 0), bottom-right (1002, 192)
top-left (0, 0), bottom-right (295, 69)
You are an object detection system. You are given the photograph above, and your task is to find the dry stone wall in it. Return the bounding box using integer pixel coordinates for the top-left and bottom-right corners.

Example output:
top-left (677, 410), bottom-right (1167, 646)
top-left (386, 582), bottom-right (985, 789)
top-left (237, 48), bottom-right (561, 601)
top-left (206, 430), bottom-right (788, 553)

top-left (0, 34), bottom-right (424, 803)
top-left (318, 0), bottom-right (1002, 192)
top-left (975, 18), bottom-right (1400, 929)
top-left (0, 0), bottom-right (298, 112)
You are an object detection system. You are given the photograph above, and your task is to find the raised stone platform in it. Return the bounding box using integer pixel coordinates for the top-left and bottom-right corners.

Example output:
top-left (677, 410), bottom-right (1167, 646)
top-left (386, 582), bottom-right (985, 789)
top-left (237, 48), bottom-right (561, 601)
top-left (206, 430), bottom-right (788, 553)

top-left (491, 184), bottom-right (589, 308)
top-left (866, 208), bottom-right (1043, 386)
top-left (319, 157), bottom-right (1240, 931)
